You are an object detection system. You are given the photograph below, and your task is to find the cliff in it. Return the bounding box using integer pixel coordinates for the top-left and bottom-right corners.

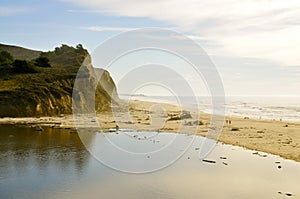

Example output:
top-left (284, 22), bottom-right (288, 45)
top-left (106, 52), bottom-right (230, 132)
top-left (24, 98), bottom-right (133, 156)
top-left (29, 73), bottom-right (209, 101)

top-left (0, 44), bottom-right (118, 117)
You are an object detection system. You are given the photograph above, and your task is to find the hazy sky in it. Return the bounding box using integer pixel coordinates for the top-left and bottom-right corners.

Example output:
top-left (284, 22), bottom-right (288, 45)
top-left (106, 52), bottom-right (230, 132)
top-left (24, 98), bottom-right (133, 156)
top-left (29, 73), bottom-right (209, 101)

top-left (1, 0), bottom-right (300, 96)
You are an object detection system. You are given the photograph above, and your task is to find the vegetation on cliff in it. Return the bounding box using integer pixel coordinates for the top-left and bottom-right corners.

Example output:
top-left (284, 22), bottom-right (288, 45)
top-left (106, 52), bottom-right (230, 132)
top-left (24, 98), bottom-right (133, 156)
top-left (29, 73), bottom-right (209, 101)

top-left (0, 43), bottom-right (118, 117)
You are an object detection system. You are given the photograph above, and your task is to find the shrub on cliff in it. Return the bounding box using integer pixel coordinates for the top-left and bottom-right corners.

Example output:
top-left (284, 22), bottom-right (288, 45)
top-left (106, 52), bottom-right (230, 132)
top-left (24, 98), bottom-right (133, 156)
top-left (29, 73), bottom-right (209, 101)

top-left (0, 51), bottom-right (14, 70)
top-left (35, 56), bottom-right (51, 67)
top-left (12, 59), bottom-right (38, 73)
top-left (0, 51), bottom-right (14, 63)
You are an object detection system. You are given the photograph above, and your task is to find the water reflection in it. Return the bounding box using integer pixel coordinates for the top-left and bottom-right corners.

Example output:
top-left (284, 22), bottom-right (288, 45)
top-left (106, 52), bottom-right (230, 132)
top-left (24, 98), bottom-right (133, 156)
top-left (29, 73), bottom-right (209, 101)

top-left (0, 125), bottom-right (90, 173)
top-left (0, 125), bottom-right (92, 198)
top-left (1, 125), bottom-right (300, 199)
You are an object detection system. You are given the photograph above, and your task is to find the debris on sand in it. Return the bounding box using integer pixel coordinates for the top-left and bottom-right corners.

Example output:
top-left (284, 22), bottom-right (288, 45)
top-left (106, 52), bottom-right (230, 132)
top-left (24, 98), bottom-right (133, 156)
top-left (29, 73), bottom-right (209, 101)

top-left (193, 120), bottom-right (204, 126)
top-left (252, 152), bottom-right (267, 157)
top-left (202, 159), bottom-right (216, 164)
top-left (168, 110), bottom-right (192, 121)
top-left (277, 191), bottom-right (293, 197)
top-left (222, 162), bottom-right (228, 166)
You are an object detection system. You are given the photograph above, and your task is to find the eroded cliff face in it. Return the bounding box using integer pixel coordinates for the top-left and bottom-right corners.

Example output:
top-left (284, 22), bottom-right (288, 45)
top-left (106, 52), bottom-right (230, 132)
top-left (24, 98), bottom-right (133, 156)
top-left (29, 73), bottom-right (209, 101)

top-left (0, 44), bottom-right (118, 117)
top-left (0, 79), bottom-right (73, 117)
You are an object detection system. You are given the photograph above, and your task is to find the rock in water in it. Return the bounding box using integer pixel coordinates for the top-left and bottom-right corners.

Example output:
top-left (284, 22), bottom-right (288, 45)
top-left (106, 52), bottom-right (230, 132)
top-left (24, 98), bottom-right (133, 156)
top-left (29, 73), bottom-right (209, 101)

top-left (34, 125), bottom-right (43, 131)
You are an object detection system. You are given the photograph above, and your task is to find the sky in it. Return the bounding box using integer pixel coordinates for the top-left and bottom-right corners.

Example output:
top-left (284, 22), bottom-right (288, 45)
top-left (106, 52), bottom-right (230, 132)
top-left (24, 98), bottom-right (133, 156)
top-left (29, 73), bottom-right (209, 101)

top-left (1, 0), bottom-right (300, 96)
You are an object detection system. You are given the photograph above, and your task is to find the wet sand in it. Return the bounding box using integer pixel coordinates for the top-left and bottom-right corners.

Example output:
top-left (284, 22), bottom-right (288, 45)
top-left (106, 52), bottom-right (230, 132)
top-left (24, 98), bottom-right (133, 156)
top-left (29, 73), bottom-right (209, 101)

top-left (1, 100), bottom-right (299, 162)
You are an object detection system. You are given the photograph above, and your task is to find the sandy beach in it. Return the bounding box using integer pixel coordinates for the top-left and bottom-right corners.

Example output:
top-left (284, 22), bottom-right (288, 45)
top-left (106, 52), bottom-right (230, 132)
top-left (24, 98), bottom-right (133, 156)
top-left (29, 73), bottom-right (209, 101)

top-left (1, 100), bottom-right (299, 162)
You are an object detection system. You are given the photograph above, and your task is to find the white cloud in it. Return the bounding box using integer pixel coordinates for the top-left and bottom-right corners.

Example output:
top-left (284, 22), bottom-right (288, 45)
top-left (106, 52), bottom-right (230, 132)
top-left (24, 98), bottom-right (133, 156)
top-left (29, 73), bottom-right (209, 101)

top-left (64, 0), bottom-right (300, 66)
top-left (0, 6), bottom-right (33, 16)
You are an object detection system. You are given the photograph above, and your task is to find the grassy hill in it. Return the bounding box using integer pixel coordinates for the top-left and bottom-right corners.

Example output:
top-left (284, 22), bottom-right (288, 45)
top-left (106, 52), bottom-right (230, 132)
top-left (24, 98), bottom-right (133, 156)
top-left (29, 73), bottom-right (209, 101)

top-left (0, 43), bottom-right (118, 117)
top-left (0, 44), bottom-right (41, 60)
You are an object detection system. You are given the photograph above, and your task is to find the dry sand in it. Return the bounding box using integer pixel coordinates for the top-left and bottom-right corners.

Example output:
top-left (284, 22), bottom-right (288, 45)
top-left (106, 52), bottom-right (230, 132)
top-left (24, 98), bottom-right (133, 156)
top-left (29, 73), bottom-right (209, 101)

top-left (1, 100), bottom-right (299, 162)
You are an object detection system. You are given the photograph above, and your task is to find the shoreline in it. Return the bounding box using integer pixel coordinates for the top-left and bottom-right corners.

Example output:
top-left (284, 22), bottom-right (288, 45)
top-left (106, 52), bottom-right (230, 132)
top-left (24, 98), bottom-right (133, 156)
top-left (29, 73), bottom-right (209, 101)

top-left (0, 100), bottom-right (299, 162)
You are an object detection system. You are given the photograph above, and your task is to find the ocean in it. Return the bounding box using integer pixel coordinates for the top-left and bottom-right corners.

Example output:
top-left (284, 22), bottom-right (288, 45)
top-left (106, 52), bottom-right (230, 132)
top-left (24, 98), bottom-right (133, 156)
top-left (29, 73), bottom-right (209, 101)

top-left (120, 95), bottom-right (300, 122)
